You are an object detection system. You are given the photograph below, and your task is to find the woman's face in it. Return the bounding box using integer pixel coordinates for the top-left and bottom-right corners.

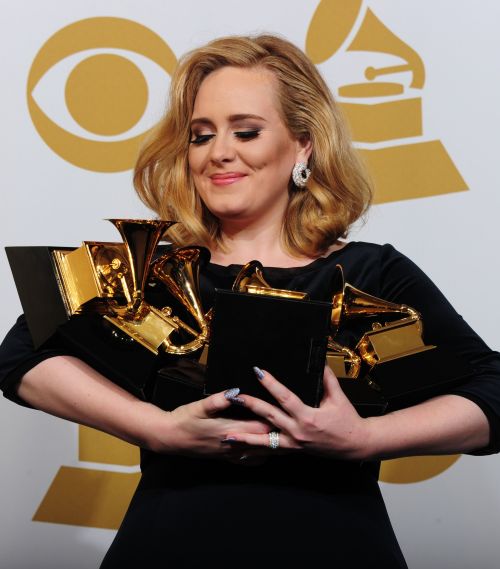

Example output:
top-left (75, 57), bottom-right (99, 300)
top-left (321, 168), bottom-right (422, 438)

top-left (188, 66), bottom-right (311, 227)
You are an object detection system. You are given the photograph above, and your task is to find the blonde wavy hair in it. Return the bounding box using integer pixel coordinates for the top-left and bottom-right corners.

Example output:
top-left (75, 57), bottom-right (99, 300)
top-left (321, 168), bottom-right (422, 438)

top-left (134, 34), bottom-right (372, 257)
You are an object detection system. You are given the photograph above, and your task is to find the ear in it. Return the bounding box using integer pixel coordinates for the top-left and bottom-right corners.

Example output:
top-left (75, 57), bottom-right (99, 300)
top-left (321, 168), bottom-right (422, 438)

top-left (295, 135), bottom-right (313, 164)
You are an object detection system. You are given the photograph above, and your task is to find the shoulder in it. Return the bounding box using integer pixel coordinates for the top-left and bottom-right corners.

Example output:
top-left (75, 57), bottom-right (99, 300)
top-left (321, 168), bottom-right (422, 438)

top-left (330, 241), bottom-right (408, 293)
top-left (331, 241), bottom-right (399, 263)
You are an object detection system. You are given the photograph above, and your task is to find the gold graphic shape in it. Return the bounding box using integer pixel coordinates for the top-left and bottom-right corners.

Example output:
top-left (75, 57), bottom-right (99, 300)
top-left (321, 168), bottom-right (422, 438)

top-left (380, 454), bottom-right (461, 484)
top-left (27, 17), bottom-right (177, 172)
top-left (306, 1), bottom-right (467, 203)
top-left (33, 466), bottom-right (140, 530)
top-left (34, 426), bottom-right (140, 529)
top-left (79, 425), bottom-right (139, 466)
top-left (65, 54), bottom-right (148, 136)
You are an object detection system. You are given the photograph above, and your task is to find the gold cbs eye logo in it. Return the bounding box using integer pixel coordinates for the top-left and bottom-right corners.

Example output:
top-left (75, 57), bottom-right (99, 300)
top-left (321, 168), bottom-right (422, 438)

top-left (27, 17), bottom-right (176, 172)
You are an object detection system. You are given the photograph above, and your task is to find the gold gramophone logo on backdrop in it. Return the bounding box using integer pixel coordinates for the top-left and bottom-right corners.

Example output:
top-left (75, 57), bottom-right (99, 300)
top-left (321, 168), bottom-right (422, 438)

top-left (33, 427), bottom-right (140, 530)
top-left (26, 17), bottom-right (176, 172)
top-left (306, 0), bottom-right (467, 203)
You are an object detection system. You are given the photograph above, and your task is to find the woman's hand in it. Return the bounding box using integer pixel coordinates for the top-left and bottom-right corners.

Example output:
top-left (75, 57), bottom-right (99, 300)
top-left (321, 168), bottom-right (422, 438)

top-left (198, 367), bottom-right (491, 462)
top-left (220, 366), bottom-right (372, 460)
top-left (147, 388), bottom-right (272, 460)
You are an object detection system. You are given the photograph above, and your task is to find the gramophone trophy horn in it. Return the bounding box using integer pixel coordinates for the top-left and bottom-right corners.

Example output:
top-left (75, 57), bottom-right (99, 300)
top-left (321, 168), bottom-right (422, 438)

top-left (331, 264), bottom-right (421, 329)
top-left (327, 338), bottom-right (361, 380)
top-left (232, 260), bottom-right (270, 292)
top-left (101, 219), bottom-right (194, 354)
top-left (106, 219), bottom-right (174, 315)
top-left (233, 260), bottom-right (308, 300)
top-left (151, 247), bottom-right (211, 356)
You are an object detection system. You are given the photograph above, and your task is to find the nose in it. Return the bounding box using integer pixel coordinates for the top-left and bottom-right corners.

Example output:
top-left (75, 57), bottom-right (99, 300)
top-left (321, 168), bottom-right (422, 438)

top-left (208, 132), bottom-right (236, 164)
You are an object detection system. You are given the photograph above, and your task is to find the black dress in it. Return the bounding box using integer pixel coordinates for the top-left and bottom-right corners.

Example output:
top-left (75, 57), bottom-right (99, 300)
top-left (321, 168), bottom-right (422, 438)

top-left (2, 242), bottom-right (500, 569)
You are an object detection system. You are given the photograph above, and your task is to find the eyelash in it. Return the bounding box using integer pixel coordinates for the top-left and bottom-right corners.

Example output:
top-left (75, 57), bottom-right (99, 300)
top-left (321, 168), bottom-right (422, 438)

top-left (189, 129), bottom-right (261, 145)
top-left (235, 129), bottom-right (261, 140)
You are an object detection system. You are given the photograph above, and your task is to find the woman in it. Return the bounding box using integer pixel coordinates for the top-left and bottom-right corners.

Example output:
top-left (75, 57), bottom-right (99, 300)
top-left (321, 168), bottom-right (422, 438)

top-left (1, 34), bottom-right (499, 568)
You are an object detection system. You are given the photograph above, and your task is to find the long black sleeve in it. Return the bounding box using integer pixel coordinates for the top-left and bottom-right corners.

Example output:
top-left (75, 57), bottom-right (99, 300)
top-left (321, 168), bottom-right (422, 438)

top-left (0, 315), bottom-right (72, 407)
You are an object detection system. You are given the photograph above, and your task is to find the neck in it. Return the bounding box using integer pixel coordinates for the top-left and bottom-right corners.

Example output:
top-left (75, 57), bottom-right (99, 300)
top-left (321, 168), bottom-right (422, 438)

top-left (210, 216), bottom-right (313, 267)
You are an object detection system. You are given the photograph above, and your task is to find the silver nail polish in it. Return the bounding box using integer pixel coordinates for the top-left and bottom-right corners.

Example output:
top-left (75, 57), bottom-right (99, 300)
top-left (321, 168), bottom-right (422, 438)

top-left (253, 366), bottom-right (265, 380)
top-left (224, 387), bottom-right (240, 400)
top-left (230, 396), bottom-right (245, 406)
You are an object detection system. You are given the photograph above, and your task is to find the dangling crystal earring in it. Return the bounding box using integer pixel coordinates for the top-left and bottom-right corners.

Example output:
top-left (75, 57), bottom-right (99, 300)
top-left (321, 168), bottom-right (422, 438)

top-left (292, 162), bottom-right (311, 188)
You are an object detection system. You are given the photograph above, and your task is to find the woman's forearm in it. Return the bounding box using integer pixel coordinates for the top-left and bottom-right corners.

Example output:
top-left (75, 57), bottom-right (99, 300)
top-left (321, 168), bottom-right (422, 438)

top-left (17, 355), bottom-right (171, 451)
top-left (363, 394), bottom-right (491, 461)
top-left (16, 356), bottom-right (271, 459)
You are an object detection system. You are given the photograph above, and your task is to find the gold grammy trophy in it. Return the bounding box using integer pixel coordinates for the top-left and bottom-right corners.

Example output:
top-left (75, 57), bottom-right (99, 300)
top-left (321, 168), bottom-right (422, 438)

top-left (6, 219), bottom-right (211, 403)
top-left (330, 264), bottom-right (435, 370)
top-left (50, 219), bottom-right (210, 357)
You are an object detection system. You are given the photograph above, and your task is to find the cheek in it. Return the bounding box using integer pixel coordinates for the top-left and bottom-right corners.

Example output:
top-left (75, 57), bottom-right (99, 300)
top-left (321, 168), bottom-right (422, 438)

top-left (187, 150), bottom-right (199, 174)
top-left (259, 147), bottom-right (296, 180)
top-left (248, 140), bottom-right (295, 172)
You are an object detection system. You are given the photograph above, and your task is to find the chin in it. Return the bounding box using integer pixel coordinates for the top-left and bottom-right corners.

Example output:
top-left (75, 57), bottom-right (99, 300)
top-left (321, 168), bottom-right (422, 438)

top-left (211, 208), bottom-right (249, 221)
top-left (204, 199), bottom-right (251, 220)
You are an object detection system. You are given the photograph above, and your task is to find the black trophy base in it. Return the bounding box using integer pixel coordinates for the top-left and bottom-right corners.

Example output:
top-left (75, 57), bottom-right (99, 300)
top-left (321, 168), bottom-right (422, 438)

top-left (56, 315), bottom-right (165, 400)
top-left (153, 359), bottom-right (207, 411)
top-left (338, 378), bottom-right (387, 417)
top-left (368, 346), bottom-right (474, 411)
top-left (6, 246), bottom-right (74, 348)
top-left (205, 289), bottom-right (332, 408)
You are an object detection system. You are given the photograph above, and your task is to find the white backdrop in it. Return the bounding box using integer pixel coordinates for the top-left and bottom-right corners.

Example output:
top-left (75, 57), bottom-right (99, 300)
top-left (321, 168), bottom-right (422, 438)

top-left (1, 1), bottom-right (500, 568)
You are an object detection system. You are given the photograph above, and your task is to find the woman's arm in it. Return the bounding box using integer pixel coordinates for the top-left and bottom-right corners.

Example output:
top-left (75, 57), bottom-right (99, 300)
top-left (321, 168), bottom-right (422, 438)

top-left (363, 391), bottom-right (490, 460)
top-left (0, 316), bottom-right (271, 458)
top-left (16, 355), bottom-right (270, 457)
top-left (224, 366), bottom-right (491, 460)
top-left (19, 355), bottom-right (171, 451)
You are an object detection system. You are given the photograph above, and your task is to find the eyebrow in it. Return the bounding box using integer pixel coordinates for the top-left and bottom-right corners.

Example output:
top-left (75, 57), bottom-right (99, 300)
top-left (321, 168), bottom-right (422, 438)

top-left (190, 113), bottom-right (267, 127)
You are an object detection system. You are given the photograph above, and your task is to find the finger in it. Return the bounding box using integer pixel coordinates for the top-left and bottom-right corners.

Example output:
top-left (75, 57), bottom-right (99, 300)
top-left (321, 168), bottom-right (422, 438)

top-left (236, 393), bottom-right (296, 433)
top-left (200, 387), bottom-right (245, 417)
top-left (321, 365), bottom-right (357, 408)
top-left (322, 364), bottom-right (342, 400)
top-left (219, 418), bottom-right (271, 436)
top-left (231, 419), bottom-right (272, 433)
top-left (224, 431), bottom-right (296, 451)
top-left (253, 367), bottom-right (306, 417)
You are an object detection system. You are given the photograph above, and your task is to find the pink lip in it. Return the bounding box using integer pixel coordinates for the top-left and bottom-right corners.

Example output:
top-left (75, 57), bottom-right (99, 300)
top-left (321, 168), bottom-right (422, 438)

top-left (209, 172), bottom-right (247, 186)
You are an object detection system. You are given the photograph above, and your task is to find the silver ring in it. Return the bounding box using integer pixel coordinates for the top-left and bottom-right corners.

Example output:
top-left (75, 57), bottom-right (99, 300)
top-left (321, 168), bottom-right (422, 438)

top-left (268, 431), bottom-right (280, 450)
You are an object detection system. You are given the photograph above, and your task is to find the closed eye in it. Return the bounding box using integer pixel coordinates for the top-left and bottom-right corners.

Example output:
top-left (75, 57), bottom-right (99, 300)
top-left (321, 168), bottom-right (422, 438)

top-left (234, 129), bottom-right (260, 140)
top-left (189, 133), bottom-right (215, 145)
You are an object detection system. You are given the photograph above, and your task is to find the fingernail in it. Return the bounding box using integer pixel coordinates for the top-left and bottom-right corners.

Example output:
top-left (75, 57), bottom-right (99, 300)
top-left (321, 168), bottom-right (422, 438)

top-left (230, 396), bottom-right (245, 406)
top-left (221, 437), bottom-right (237, 443)
top-left (224, 387), bottom-right (245, 406)
top-left (224, 387), bottom-right (240, 400)
top-left (253, 366), bottom-right (265, 381)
